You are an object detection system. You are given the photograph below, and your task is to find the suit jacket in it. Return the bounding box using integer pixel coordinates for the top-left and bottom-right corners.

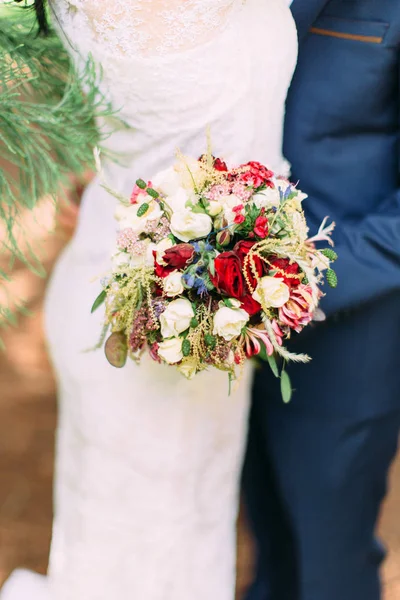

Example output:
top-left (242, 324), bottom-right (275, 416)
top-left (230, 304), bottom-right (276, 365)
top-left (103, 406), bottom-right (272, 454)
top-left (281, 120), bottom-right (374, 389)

top-left (286, 0), bottom-right (400, 315)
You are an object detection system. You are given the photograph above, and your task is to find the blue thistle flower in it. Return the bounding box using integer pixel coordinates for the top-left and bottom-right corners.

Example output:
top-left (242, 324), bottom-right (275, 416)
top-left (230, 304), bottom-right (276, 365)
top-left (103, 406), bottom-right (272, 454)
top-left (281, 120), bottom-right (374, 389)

top-left (183, 273), bottom-right (196, 288)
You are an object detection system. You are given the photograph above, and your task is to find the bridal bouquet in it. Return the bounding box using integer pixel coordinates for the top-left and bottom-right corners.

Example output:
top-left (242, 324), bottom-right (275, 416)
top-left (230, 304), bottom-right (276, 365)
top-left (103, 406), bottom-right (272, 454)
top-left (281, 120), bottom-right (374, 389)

top-left (93, 151), bottom-right (337, 399)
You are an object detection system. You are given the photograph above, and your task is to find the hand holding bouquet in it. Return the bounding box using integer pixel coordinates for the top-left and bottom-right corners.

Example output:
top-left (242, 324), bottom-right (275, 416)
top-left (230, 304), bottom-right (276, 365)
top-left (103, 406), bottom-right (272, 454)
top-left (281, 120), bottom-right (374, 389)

top-left (93, 150), bottom-right (337, 399)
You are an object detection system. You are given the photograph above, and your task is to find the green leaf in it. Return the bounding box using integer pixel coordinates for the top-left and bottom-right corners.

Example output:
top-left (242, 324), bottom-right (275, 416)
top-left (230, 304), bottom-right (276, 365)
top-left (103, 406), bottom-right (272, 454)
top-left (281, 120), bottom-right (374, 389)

top-left (267, 353), bottom-right (280, 378)
top-left (204, 334), bottom-right (216, 349)
top-left (137, 202), bottom-right (149, 217)
top-left (91, 289), bottom-right (106, 314)
top-left (147, 187), bottom-right (159, 199)
top-left (280, 370), bottom-right (293, 403)
top-left (257, 343), bottom-right (280, 378)
top-left (223, 298), bottom-right (234, 308)
top-left (321, 248), bottom-right (338, 262)
top-left (191, 203), bottom-right (207, 214)
top-left (190, 317), bottom-right (199, 328)
top-left (326, 269), bottom-right (338, 288)
top-left (208, 258), bottom-right (215, 277)
top-left (182, 339), bottom-right (191, 357)
top-left (136, 178), bottom-right (147, 189)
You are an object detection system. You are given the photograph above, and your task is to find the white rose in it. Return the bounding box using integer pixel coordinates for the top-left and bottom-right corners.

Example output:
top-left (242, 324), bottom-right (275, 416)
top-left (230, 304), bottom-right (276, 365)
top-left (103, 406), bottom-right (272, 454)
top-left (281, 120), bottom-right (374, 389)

top-left (163, 270), bottom-right (184, 297)
top-left (252, 187), bottom-right (281, 210)
top-left (160, 298), bottom-right (194, 338)
top-left (166, 187), bottom-right (192, 213)
top-left (252, 276), bottom-right (290, 308)
top-left (178, 357), bottom-right (197, 379)
top-left (152, 166), bottom-right (182, 196)
top-left (155, 237), bottom-right (174, 265)
top-left (219, 194), bottom-right (242, 224)
top-left (114, 201), bottom-right (163, 233)
top-left (157, 338), bottom-right (183, 364)
top-left (170, 210), bottom-right (212, 242)
top-left (213, 306), bottom-right (249, 342)
top-left (207, 200), bottom-right (223, 217)
top-left (112, 250), bottom-right (130, 272)
top-left (224, 298), bottom-right (242, 309)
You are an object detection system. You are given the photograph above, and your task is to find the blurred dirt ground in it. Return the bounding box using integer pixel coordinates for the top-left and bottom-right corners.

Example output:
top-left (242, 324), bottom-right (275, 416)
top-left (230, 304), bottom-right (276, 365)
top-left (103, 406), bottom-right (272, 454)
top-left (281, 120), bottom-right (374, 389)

top-left (0, 198), bottom-right (399, 599)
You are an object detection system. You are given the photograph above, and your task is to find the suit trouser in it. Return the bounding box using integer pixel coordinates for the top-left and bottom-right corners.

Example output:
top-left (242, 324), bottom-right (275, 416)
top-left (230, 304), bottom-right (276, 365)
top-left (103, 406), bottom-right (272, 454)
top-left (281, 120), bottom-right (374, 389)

top-left (243, 291), bottom-right (400, 600)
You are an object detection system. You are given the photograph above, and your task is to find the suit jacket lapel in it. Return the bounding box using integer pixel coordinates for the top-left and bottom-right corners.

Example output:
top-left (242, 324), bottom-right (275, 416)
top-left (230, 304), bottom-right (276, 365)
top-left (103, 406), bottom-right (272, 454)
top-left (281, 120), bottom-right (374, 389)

top-left (291, 0), bottom-right (330, 43)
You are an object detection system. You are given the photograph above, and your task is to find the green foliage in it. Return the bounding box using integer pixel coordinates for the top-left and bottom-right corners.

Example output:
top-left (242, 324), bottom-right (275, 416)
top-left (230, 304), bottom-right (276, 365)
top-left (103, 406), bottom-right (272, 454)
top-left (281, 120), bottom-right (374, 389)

top-left (326, 268), bottom-right (338, 288)
top-left (137, 203), bottom-right (150, 217)
top-left (204, 334), bottom-right (216, 349)
top-left (91, 289), bottom-right (107, 314)
top-left (146, 188), bottom-right (159, 199)
top-left (182, 338), bottom-right (191, 357)
top-left (0, 3), bottom-right (114, 330)
top-left (280, 369), bottom-right (292, 403)
top-left (321, 248), bottom-right (338, 262)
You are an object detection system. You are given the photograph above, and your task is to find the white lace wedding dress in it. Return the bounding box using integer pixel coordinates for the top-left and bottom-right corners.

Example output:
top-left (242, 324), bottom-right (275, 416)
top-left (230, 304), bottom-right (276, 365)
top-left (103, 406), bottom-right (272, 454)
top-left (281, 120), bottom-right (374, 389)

top-left (1, 1), bottom-right (297, 599)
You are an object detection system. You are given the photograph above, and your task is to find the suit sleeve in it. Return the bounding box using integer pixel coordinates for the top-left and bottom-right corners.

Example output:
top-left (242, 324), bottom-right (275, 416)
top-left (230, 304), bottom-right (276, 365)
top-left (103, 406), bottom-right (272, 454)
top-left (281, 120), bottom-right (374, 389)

top-left (319, 61), bottom-right (400, 316)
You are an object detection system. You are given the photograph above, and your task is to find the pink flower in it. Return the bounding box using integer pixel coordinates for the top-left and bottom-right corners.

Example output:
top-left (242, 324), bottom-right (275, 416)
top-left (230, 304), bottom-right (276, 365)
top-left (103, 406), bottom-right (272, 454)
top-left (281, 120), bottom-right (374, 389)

top-left (205, 183), bottom-right (232, 201)
top-left (234, 213), bottom-right (245, 225)
top-left (241, 322), bottom-right (283, 358)
top-left (279, 285), bottom-right (314, 333)
top-left (237, 161), bottom-right (274, 189)
top-left (231, 181), bottom-right (253, 202)
top-left (233, 203), bottom-right (245, 224)
top-left (130, 181), bottom-right (152, 204)
top-left (149, 342), bottom-right (161, 363)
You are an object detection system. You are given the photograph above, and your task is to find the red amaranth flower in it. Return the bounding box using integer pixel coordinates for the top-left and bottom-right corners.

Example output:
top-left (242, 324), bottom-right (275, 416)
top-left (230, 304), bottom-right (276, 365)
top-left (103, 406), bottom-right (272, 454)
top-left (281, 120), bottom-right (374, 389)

top-left (278, 285), bottom-right (314, 333)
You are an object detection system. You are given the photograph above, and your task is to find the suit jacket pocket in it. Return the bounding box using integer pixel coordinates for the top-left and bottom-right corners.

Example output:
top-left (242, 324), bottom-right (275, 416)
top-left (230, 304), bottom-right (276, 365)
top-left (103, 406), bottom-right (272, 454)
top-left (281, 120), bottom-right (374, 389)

top-left (310, 16), bottom-right (389, 45)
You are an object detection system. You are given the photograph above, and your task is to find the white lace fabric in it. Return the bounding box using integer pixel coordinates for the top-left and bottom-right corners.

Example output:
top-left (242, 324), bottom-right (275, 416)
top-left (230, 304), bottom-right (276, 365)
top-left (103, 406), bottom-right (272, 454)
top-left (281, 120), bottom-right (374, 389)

top-left (53, 0), bottom-right (243, 58)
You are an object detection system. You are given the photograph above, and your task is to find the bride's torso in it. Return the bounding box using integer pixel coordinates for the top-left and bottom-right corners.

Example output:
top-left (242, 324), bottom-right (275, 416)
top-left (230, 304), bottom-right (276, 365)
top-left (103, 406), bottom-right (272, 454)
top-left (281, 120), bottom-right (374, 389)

top-left (50, 0), bottom-right (298, 258)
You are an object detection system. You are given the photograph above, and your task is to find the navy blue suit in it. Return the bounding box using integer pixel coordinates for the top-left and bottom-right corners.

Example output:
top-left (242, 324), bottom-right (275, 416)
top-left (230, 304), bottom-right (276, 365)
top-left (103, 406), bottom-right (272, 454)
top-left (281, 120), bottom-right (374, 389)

top-left (243, 2), bottom-right (400, 599)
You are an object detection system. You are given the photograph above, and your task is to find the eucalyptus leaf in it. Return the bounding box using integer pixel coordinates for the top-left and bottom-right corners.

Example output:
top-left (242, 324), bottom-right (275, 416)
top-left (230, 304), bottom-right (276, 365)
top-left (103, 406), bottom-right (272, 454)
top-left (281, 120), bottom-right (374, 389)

top-left (104, 332), bottom-right (128, 368)
top-left (267, 352), bottom-right (280, 378)
top-left (280, 370), bottom-right (293, 403)
top-left (91, 289), bottom-right (107, 314)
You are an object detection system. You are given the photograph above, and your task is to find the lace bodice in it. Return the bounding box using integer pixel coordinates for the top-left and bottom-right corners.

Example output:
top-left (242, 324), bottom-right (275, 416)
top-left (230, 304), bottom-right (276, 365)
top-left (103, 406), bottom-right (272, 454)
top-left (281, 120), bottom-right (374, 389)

top-left (51, 0), bottom-right (244, 58)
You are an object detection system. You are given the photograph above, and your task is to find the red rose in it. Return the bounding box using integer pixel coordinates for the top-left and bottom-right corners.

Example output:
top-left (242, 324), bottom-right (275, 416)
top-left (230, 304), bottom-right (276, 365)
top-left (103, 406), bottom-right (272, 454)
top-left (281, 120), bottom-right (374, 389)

top-left (213, 157), bottom-right (228, 172)
top-left (254, 214), bottom-right (269, 239)
top-left (239, 161), bottom-right (274, 189)
top-left (163, 243), bottom-right (195, 270)
top-left (270, 258), bottom-right (301, 288)
top-left (210, 252), bottom-right (245, 299)
top-left (153, 254), bottom-right (174, 278)
top-left (234, 241), bottom-right (264, 289)
top-left (234, 241), bottom-right (265, 316)
top-left (241, 294), bottom-right (262, 317)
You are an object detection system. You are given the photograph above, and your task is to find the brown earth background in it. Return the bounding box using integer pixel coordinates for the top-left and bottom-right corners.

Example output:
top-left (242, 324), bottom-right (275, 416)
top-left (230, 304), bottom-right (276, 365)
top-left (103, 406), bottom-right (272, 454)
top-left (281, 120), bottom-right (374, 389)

top-left (0, 190), bottom-right (399, 599)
